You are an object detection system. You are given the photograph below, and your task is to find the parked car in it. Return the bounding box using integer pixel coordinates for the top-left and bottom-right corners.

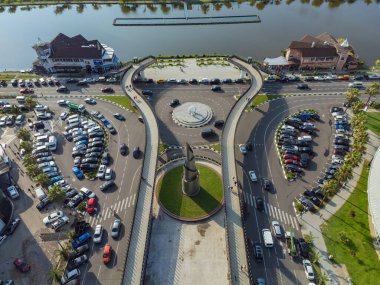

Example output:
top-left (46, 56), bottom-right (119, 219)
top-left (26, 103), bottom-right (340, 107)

top-left (71, 254), bottom-right (88, 268)
top-left (102, 244), bottom-right (112, 263)
top-left (303, 259), bottom-right (315, 281)
top-left (169, 99), bottom-right (180, 107)
top-left (100, 180), bottom-right (115, 192)
top-left (101, 87), bottom-right (114, 93)
top-left (5, 218), bottom-right (21, 235)
top-left (60, 269), bottom-right (80, 285)
top-left (43, 211), bottom-right (64, 225)
top-left (86, 198), bottom-right (97, 214)
top-left (51, 216), bottom-right (69, 231)
top-left (36, 197), bottom-right (51, 211)
top-left (13, 258), bottom-right (31, 272)
top-left (111, 219), bottom-right (122, 239)
top-left (93, 225), bottom-right (103, 243)
top-left (113, 113), bottom-right (125, 120)
top-left (133, 146), bottom-right (141, 159)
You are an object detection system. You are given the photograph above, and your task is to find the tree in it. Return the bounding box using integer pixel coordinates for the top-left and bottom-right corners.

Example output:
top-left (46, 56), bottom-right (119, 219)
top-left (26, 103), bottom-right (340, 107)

top-left (48, 185), bottom-right (65, 203)
top-left (344, 88), bottom-right (360, 112)
top-left (47, 265), bottom-right (62, 282)
top-left (67, 230), bottom-right (76, 240)
top-left (22, 153), bottom-right (37, 167)
top-left (310, 250), bottom-right (321, 265)
top-left (76, 202), bottom-right (87, 213)
top-left (25, 96), bottom-right (37, 111)
top-left (365, 82), bottom-right (380, 106)
top-left (318, 272), bottom-right (331, 285)
top-left (352, 101), bottom-right (365, 114)
top-left (17, 127), bottom-right (31, 141)
top-left (10, 104), bottom-right (20, 114)
top-left (26, 164), bottom-right (42, 178)
top-left (20, 140), bottom-right (33, 153)
top-left (54, 244), bottom-right (69, 261)
top-left (35, 173), bottom-right (50, 188)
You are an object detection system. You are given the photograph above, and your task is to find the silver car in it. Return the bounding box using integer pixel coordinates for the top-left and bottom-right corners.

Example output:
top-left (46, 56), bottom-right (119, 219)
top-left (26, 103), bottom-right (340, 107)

top-left (111, 219), bottom-right (121, 239)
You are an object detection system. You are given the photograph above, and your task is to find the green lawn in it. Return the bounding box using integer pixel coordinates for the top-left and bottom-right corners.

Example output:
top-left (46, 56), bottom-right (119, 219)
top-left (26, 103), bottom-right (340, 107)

top-left (365, 112), bottom-right (380, 136)
top-left (247, 94), bottom-right (287, 110)
top-left (210, 143), bottom-right (221, 153)
top-left (321, 162), bottom-right (380, 285)
top-left (0, 72), bottom-right (40, 80)
top-left (96, 95), bottom-right (135, 112)
top-left (158, 165), bottom-right (223, 218)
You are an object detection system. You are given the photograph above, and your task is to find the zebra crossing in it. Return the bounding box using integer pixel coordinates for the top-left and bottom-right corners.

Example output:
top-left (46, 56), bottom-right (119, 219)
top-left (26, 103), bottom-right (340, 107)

top-left (87, 194), bottom-right (136, 226)
top-left (242, 191), bottom-right (300, 230)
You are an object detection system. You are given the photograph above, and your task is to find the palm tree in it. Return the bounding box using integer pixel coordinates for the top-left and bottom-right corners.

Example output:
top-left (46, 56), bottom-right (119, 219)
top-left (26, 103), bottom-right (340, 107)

top-left (48, 185), bottom-right (65, 203)
top-left (10, 104), bottom-right (20, 114)
top-left (17, 127), bottom-right (31, 141)
top-left (365, 82), bottom-right (380, 106)
top-left (20, 140), bottom-right (33, 153)
top-left (35, 173), bottom-right (50, 188)
top-left (54, 244), bottom-right (69, 261)
top-left (352, 101), bottom-right (365, 114)
top-left (67, 230), bottom-right (76, 240)
top-left (345, 88), bottom-right (360, 113)
top-left (318, 272), bottom-right (331, 285)
top-left (311, 250), bottom-right (321, 265)
top-left (47, 265), bottom-right (62, 282)
top-left (25, 96), bottom-right (37, 111)
top-left (22, 153), bottom-right (37, 167)
top-left (26, 164), bottom-right (42, 178)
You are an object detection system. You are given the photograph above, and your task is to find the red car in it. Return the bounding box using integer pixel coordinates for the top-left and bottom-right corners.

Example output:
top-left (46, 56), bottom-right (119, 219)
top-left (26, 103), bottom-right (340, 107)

top-left (86, 197), bottom-right (97, 214)
top-left (101, 87), bottom-right (114, 93)
top-left (14, 258), bottom-right (31, 272)
top-left (285, 159), bottom-right (299, 165)
top-left (283, 154), bottom-right (298, 160)
top-left (19, 88), bottom-right (34, 94)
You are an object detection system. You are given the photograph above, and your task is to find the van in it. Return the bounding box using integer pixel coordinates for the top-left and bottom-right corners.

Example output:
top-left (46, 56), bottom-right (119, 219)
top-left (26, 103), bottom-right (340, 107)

top-left (78, 104), bottom-right (85, 114)
top-left (16, 96), bottom-right (25, 103)
top-left (68, 114), bottom-right (79, 120)
top-left (201, 128), bottom-right (215, 138)
top-left (35, 187), bottom-right (47, 201)
top-left (36, 135), bottom-right (49, 143)
top-left (68, 118), bottom-right (80, 125)
top-left (298, 135), bottom-right (312, 142)
top-left (32, 145), bottom-right (49, 154)
top-left (49, 136), bottom-right (57, 151)
top-left (262, 229), bottom-right (274, 247)
top-left (15, 114), bottom-right (25, 125)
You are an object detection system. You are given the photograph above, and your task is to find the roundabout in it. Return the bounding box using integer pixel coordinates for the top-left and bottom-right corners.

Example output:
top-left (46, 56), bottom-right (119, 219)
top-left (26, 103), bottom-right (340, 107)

top-left (156, 161), bottom-right (224, 221)
top-left (172, 102), bottom-right (213, 128)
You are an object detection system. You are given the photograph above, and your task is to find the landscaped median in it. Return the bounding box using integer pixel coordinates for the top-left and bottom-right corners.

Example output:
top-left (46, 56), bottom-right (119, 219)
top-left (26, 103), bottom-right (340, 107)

top-left (96, 95), bottom-right (136, 112)
top-left (234, 94), bottom-right (289, 111)
top-left (321, 161), bottom-right (380, 285)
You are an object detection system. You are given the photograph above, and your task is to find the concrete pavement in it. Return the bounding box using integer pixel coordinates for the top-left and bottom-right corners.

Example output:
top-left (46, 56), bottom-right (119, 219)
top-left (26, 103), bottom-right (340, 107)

top-left (298, 126), bottom-right (380, 284)
top-left (221, 56), bottom-right (262, 284)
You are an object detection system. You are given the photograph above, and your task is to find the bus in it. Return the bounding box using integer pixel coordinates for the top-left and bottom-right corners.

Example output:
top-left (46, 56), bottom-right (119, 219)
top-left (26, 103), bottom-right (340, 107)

top-left (67, 102), bottom-right (86, 114)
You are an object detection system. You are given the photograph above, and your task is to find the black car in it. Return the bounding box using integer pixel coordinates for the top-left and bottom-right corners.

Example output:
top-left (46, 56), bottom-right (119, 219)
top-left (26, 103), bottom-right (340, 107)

top-left (234, 78), bottom-right (245, 84)
top-left (334, 139), bottom-right (349, 146)
top-left (297, 238), bottom-right (310, 258)
top-left (296, 83), bottom-right (309, 89)
top-left (5, 218), bottom-right (21, 235)
top-left (88, 141), bottom-right (103, 148)
top-left (77, 80), bottom-right (88, 86)
top-left (82, 157), bottom-right (98, 164)
top-left (255, 196), bottom-right (264, 211)
top-left (189, 79), bottom-right (198, 84)
top-left (72, 150), bottom-right (86, 157)
top-left (223, 78), bottom-right (233, 84)
top-left (353, 75), bottom-right (364, 80)
top-left (286, 164), bottom-right (302, 173)
top-left (246, 142), bottom-right (253, 151)
top-left (65, 189), bottom-right (78, 198)
top-left (279, 139), bottom-right (297, 145)
top-left (80, 163), bottom-right (97, 170)
top-left (303, 189), bottom-right (315, 198)
top-left (100, 180), bottom-right (115, 192)
top-left (113, 113), bottom-right (124, 120)
top-left (311, 187), bottom-right (325, 200)
top-left (333, 149), bottom-right (347, 156)
top-left (86, 147), bottom-right (102, 153)
top-left (299, 153), bottom-right (310, 168)
top-left (169, 99), bottom-right (180, 107)
top-left (330, 106), bottom-right (344, 113)
top-left (253, 242), bottom-right (263, 262)
top-left (142, 90), bottom-right (153, 96)
top-left (283, 149), bottom-right (299, 156)
top-left (303, 76), bottom-right (314, 81)
top-left (66, 78), bottom-right (79, 84)
top-left (211, 85), bottom-right (222, 92)
top-left (299, 147), bottom-right (313, 155)
top-left (214, 120), bottom-right (224, 128)
top-left (210, 78), bottom-right (221, 84)
top-left (133, 146), bottom-right (141, 159)
top-left (309, 196), bottom-right (322, 207)
top-left (120, 143), bottom-right (127, 155)
top-left (88, 132), bottom-right (104, 138)
top-left (334, 144), bottom-right (349, 151)
top-left (297, 140), bottom-right (311, 147)
top-left (36, 197), bottom-right (51, 211)
top-left (262, 178), bottom-right (271, 191)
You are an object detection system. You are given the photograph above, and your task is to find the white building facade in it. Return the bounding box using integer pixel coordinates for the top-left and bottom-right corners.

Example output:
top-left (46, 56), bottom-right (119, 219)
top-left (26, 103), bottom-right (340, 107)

top-left (33, 33), bottom-right (120, 74)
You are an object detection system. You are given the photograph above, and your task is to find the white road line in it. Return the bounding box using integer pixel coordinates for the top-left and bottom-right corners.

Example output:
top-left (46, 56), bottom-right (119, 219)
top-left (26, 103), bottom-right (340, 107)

top-left (280, 210), bottom-right (286, 224)
top-left (124, 197), bottom-right (129, 210)
top-left (128, 196), bottom-right (132, 207)
top-left (274, 206), bottom-right (280, 220)
top-left (268, 204), bottom-right (275, 218)
top-left (120, 198), bottom-right (126, 211)
top-left (243, 191), bottom-right (247, 203)
top-left (103, 208), bottom-right (109, 220)
top-left (284, 212), bottom-right (290, 225)
top-left (294, 217), bottom-right (300, 230)
top-left (132, 193), bottom-right (136, 205)
top-left (249, 194), bottom-right (254, 207)
top-left (289, 214), bottom-right (296, 229)
top-left (116, 200), bottom-right (122, 212)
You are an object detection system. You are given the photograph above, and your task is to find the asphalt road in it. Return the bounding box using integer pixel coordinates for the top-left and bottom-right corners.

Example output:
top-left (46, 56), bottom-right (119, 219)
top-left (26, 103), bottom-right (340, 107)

top-left (261, 79), bottom-right (379, 94)
top-left (235, 94), bottom-right (345, 285)
top-left (6, 97), bottom-right (145, 285)
top-left (134, 82), bottom-right (249, 145)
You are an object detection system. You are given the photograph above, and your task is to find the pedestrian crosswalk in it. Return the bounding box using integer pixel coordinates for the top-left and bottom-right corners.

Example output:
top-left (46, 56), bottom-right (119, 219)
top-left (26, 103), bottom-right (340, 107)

top-left (242, 191), bottom-right (300, 230)
top-left (87, 194), bottom-right (136, 226)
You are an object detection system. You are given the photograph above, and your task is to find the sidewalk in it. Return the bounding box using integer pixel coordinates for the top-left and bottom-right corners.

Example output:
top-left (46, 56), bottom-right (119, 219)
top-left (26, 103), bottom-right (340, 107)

top-left (297, 129), bottom-right (380, 284)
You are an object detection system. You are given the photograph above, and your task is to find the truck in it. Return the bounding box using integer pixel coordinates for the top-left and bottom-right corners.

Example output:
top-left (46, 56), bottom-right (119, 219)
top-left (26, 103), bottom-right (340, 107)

top-left (67, 102), bottom-right (86, 114)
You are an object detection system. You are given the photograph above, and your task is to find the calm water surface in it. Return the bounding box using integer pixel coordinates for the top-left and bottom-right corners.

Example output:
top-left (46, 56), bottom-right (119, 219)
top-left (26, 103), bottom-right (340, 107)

top-left (0, 1), bottom-right (379, 70)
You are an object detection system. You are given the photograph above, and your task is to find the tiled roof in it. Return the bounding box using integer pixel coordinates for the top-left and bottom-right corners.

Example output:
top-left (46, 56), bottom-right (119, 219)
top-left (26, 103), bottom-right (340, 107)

top-left (49, 33), bottom-right (102, 59)
top-left (300, 47), bottom-right (338, 57)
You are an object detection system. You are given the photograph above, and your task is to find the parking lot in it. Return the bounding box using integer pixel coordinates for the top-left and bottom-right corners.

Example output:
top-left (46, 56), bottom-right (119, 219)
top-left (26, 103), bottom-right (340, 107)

top-left (0, 95), bottom-right (145, 284)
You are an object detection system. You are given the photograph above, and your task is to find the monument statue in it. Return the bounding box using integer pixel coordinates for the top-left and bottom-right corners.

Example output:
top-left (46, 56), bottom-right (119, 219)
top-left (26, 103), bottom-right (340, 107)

top-left (182, 143), bottom-right (200, 196)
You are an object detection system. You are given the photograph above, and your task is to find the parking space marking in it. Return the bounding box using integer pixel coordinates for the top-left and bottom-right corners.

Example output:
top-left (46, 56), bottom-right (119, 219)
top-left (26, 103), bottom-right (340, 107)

top-left (124, 197), bottom-right (129, 210)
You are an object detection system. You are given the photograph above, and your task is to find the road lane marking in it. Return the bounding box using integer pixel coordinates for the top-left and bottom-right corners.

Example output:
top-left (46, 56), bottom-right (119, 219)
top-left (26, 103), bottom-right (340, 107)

top-left (124, 197), bottom-right (129, 210)
top-left (250, 194), bottom-right (254, 207)
top-left (128, 196), bottom-right (132, 207)
top-left (116, 200), bottom-right (122, 212)
top-left (120, 198), bottom-right (126, 210)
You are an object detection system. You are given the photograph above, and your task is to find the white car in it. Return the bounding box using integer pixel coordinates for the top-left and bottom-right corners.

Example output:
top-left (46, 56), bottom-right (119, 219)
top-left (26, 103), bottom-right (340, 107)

top-left (104, 168), bottom-right (113, 180)
top-left (97, 165), bottom-right (106, 179)
top-left (80, 187), bottom-right (96, 199)
top-left (7, 186), bottom-right (19, 199)
top-left (36, 156), bottom-right (53, 163)
top-left (51, 216), bottom-right (69, 231)
top-left (35, 104), bottom-right (48, 112)
top-left (84, 98), bottom-right (96, 104)
top-left (38, 161), bottom-right (56, 168)
top-left (93, 224), bottom-right (103, 243)
top-left (37, 112), bottom-right (52, 119)
top-left (271, 220), bottom-right (282, 238)
top-left (0, 235), bottom-right (7, 247)
top-left (239, 144), bottom-right (247, 154)
top-left (60, 112), bottom-right (68, 120)
top-left (54, 180), bottom-right (66, 187)
top-left (0, 116), bottom-right (7, 127)
top-left (57, 100), bottom-right (66, 106)
top-left (368, 74), bottom-right (380, 79)
top-left (248, 170), bottom-right (258, 182)
top-left (43, 211), bottom-right (64, 225)
top-left (303, 259), bottom-right (315, 280)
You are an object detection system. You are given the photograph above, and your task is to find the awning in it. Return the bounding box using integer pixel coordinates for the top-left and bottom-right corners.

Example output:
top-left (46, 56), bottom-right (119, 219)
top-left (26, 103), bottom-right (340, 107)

top-left (263, 56), bottom-right (289, 66)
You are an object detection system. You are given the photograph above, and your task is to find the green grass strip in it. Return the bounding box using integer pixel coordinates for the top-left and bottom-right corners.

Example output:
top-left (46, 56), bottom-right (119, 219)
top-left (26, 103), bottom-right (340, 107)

top-left (97, 95), bottom-right (135, 112)
top-left (365, 112), bottom-right (380, 137)
top-left (321, 162), bottom-right (380, 285)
